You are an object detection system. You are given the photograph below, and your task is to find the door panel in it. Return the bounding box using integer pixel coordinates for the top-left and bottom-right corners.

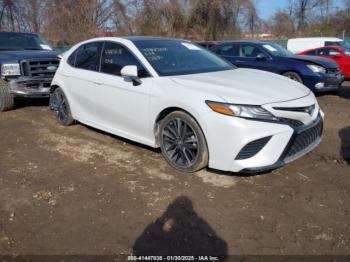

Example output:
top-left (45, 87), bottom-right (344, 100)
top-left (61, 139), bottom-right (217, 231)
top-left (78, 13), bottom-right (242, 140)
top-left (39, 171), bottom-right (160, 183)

top-left (215, 43), bottom-right (241, 66)
top-left (61, 67), bottom-right (98, 122)
top-left (93, 74), bottom-right (153, 144)
top-left (61, 42), bottom-right (102, 122)
top-left (91, 41), bottom-right (153, 145)
top-left (238, 43), bottom-right (277, 72)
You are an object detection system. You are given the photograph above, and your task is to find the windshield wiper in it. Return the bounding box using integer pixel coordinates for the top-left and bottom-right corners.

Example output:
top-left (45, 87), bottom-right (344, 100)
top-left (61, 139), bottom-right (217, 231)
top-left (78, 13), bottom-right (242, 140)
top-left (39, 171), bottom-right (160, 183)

top-left (23, 48), bottom-right (44, 50)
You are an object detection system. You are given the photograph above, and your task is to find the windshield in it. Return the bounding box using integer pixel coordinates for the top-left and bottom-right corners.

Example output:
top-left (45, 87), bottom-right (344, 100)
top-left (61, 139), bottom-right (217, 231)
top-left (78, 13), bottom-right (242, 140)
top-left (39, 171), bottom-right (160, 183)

top-left (342, 48), bottom-right (350, 56)
top-left (133, 40), bottom-right (235, 76)
top-left (261, 43), bottom-right (294, 57)
top-left (327, 41), bottom-right (350, 56)
top-left (326, 40), bottom-right (350, 49)
top-left (0, 33), bottom-right (52, 51)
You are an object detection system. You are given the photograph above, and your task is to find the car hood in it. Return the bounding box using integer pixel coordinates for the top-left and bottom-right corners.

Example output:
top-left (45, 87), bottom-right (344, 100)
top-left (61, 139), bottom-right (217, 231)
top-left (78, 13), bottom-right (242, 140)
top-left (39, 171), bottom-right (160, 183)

top-left (288, 55), bottom-right (338, 68)
top-left (170, 68), bottom-right (310, 105)
top-left (0, 50), bottom-right (60, 63)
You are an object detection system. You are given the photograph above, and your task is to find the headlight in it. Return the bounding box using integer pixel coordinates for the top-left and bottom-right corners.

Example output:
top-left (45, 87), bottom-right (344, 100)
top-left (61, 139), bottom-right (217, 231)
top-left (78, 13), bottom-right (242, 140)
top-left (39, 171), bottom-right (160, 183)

top-left (206, 101), bottom-right (278, 121)
top-left (307, 64), bottom-right (326, 74)
top-left (1, 63), bottom-right (21, 76)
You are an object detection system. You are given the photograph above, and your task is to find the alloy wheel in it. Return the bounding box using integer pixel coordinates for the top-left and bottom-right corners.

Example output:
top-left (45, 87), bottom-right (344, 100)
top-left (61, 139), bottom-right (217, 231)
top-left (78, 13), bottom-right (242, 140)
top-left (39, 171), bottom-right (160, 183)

top-left (162, 118), bottom-right (199, 169)
top-left (51, 91), bottom-right (69, 123)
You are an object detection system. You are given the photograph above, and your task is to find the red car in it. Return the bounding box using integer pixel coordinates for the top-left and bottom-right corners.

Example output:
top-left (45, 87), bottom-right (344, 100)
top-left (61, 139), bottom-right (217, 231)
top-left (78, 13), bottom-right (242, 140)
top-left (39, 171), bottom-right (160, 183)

top-left (299, 46), bottom-right (350, 78)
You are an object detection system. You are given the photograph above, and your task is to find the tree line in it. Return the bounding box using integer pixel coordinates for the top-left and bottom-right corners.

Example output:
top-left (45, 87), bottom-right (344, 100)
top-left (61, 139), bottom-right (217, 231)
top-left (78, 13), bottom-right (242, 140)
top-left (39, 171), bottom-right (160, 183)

top-left (0, 0), bottom-right (349, 46)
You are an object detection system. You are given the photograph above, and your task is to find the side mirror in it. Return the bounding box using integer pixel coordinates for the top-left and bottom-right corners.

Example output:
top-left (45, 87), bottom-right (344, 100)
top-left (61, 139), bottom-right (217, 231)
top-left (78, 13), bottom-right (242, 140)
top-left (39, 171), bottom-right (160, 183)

top-left (121, 65), bottom-right (141, 86)
top-left (256, 53), bottom-right (268, 61)
top-left (57, 53), bottom-right (64, 60)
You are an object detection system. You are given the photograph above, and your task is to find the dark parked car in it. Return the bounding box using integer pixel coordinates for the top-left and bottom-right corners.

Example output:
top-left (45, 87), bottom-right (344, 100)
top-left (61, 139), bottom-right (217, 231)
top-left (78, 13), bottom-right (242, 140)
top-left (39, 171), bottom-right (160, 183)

top-left (0, 32), bottom-right (60, 111)
top-left (211, 41), bottom-right (344, 92)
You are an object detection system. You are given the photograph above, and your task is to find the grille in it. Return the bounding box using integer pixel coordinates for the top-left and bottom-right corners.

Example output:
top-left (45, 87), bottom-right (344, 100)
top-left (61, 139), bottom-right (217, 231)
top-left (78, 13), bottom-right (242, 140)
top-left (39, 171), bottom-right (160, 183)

top-left (280, 118), bottom-right (304, 128)
top-left (273, 105), bottom-right (315, 114)
top-left (284, 116), bottom-right (323, 160)
top-left (236, 136), bottom-right (272, 160)
top-left (326, 68), bottom-right (340, 75)
top-left (21, 58), bottom-right (59, 78)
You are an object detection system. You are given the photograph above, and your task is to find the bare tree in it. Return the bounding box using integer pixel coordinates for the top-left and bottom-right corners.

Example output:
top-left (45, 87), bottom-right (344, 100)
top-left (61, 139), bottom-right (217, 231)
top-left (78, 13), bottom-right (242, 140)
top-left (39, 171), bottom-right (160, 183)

top-left (44, 0), bottom-right (113, 45)
top-left (287, 0), bottom-right (325, 30)
top-left (270, 11), bottom-right (295, 38)
top-left (0, 0), bottom-right (19, 31)
top-left (113, 0), bottom-right (134, 34)
top-left (0, 0), bottom-right (348, 45)
top-left (244, 0), bottom-right (260, 37)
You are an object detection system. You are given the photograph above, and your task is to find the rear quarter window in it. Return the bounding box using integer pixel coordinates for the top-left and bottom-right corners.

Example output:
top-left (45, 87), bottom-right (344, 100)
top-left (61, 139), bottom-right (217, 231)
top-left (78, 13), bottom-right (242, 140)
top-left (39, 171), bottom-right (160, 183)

top-left (216, 44), bottom-right (239, 56)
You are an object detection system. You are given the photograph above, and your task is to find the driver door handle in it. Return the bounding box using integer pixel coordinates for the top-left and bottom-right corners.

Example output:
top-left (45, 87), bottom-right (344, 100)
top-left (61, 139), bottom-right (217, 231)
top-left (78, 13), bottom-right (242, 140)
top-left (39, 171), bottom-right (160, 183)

top-left (93, 80), bottom-right (102, 85)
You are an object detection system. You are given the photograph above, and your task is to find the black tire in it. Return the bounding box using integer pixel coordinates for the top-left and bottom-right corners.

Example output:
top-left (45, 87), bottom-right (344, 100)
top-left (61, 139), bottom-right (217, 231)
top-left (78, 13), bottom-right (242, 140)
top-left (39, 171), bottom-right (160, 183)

top-left (159, 111), bottom-right (209, 173)
top-left (283, 72), bottom-right (303, 83)
top-left (0, 80), bottom-right (14, 112)
top-left (50, 87), bottom-right (74, 126)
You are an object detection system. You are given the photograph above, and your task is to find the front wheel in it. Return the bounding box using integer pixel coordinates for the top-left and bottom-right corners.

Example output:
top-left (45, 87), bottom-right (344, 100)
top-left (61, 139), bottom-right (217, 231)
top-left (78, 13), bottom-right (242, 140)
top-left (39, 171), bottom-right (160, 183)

top-left (0, 80), bottom-right (14, 112)
top-left (283, 72), bottom-right (303, 83)
top-left (159, 111), bottom-right (209, 173)
top-left (50, 88), bottom-right (74, 126)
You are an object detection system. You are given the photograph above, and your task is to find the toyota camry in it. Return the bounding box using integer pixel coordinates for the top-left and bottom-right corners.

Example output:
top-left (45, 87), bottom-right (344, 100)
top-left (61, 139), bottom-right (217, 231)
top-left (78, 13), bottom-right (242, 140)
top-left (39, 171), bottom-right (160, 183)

top-left (50, 37), bottom-right (324, 173)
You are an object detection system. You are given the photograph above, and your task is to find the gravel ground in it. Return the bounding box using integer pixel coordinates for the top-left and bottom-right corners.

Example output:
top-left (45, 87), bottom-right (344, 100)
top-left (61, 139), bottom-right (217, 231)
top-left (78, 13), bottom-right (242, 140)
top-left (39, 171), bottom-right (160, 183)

top-left (0, 82), bottom-right (349, 256)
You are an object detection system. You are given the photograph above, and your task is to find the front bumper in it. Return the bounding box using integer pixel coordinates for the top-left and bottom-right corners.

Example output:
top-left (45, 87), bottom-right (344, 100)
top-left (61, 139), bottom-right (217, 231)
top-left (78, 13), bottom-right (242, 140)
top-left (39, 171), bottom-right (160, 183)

top-left (7, 77), bottom-right (52, 98)
top-left (242, 114), bottom-right (323, 173)
top-left (304, 72), bottom-right (344, 92)
top-left (201, 99), bottom-right (323, 173)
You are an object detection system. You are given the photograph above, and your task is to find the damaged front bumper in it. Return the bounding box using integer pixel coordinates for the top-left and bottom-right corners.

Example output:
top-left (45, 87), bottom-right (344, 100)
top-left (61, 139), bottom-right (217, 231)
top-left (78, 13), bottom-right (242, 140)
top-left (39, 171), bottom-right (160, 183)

top-left (8, 77), bottom-right (52, 98)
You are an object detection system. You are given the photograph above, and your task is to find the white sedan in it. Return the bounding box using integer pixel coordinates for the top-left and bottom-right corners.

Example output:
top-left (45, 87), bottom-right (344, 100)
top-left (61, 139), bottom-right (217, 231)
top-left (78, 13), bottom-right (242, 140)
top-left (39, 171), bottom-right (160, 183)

top-left (50, 37), bottom-right (323, 173)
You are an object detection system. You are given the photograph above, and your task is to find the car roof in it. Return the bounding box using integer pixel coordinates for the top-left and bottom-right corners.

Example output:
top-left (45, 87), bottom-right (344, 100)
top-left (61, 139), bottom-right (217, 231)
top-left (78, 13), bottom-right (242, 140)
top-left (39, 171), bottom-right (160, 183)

top-left (218, 40), bottom-right (272, 45)
top-left (289, 37), bottom-right (342, 42)
top-left (75, 36), bottom-right (191, 47)
top-left (121, 36), bottom-right (188, 42)
top-left (303, 46), bottom-right (342, 52)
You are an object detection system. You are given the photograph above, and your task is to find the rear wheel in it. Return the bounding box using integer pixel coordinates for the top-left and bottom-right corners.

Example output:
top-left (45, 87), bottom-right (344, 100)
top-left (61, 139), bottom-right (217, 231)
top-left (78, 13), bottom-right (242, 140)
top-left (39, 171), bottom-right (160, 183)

top-left (283, 72), bottom-right (303, 83)
top-left (159, 111), bottom-right (208, 173)
top-left (0, 80), bottom-right (14, 112)
top-left (50, 88), bottom-right (74, 126)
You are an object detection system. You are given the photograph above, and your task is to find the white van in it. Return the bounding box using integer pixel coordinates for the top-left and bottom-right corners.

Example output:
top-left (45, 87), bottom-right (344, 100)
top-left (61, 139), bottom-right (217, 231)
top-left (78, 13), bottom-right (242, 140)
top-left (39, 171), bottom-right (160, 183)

top-left (287, 37), bottom-right (349, 53)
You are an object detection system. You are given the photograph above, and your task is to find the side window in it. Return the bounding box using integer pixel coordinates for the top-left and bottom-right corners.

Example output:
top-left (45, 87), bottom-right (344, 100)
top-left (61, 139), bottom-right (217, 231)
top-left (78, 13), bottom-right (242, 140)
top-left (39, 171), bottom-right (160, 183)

top-left (318, 48), bottom-right (330, 56)
top-left (318, 48), bottom-right (340, 56)
top-left (241, 44), bottom-right (262, 58)
top-left (216, 44), bottom-right (239, 56)
top-left (307, 50), bottom-right (317, 56)
top-left (100, 42), bottom-right (149, 78)
top-left (75, 42), bottom-right (101, 71)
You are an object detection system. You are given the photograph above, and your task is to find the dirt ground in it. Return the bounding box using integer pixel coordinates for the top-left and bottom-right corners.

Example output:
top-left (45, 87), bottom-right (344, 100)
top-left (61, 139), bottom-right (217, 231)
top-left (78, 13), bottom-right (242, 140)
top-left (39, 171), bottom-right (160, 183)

top-left (0, 82), bottom-right (350, 257)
